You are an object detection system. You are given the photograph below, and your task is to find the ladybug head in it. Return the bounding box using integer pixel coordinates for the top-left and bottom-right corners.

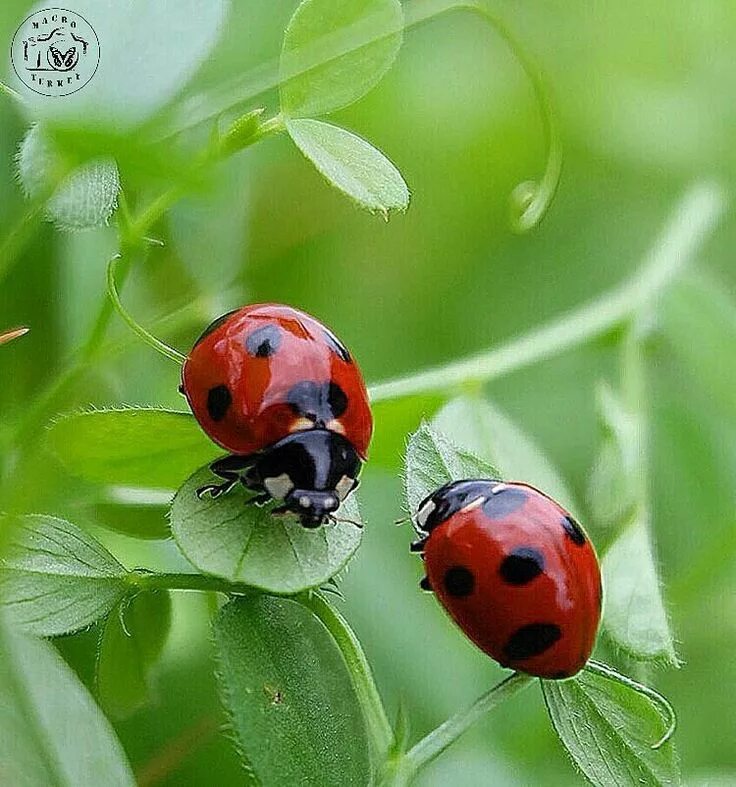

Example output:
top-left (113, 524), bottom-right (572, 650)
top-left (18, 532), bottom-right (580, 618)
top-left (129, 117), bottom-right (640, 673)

top-left (282, 488), bottom-right (340, 528)
top-left (414, 479), bottom-right (503, 535)
top-left (251, 429), bottom-right (361, 529)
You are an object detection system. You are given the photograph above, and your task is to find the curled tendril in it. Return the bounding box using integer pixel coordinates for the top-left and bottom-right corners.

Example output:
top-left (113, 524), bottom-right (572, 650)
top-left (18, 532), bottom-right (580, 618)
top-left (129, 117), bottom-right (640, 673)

top-left (585, 660), bottom-right (677, 749)
top-left (106, 254), bottom-right (186, 365)
top-left (459, 2), bottom-right (562, 233)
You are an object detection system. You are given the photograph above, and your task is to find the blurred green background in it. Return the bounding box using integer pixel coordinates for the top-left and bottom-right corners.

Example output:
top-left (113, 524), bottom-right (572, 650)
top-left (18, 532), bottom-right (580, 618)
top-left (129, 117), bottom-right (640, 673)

top-left (1, 0), bottom-right (735, 784)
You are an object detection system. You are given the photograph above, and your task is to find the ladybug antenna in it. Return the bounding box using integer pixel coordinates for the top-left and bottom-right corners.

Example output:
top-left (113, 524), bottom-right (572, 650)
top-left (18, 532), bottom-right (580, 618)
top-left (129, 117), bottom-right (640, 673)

top-left (333, 515), bottom-right (363, 530)
top-left (394, 515), bottom-right (411, 527)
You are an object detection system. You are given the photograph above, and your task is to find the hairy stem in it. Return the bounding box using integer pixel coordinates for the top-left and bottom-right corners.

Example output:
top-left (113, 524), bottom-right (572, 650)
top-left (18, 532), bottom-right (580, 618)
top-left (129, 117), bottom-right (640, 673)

top-left (297, 592), bottom-right (393, 760)
top-left (126, 570), bottom-right (254, 596)
top-left (369, 181), bottom-right (726, 403)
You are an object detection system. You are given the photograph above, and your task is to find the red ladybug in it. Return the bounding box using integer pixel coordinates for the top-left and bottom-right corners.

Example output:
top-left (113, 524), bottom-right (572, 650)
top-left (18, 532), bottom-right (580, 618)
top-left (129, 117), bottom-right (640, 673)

top-left (411, 480), bottom-right (602, 679)
top-left (181, 304), bottom-right (372, 527)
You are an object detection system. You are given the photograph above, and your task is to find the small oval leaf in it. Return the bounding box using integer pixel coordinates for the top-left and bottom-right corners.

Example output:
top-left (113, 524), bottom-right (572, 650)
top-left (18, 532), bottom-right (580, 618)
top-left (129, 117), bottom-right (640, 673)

top-left (213, 596), bottom-right (371, 786)
top-left (542, 668), bottom-right (680, 786)
top-left (0, 514), bottom-right (127, 636)
top-left (404, 421), bottom-right (501, 514)
top-left (280, 0), bottom-right (403, 118)
top-left (0, 615), bottom-right (136, 786)
top-left (286, 118), bottom-right (409, 216)
top-left (97, 590), bottom-right (172, 719)
top-left (47, 408), bottom-right (218, 490)
top-left (602, 518), bottom-right (679, 666)
top-left (171, 464), bottom-right (362, 594)
top-left (17, 124), bottom-right (120, 231)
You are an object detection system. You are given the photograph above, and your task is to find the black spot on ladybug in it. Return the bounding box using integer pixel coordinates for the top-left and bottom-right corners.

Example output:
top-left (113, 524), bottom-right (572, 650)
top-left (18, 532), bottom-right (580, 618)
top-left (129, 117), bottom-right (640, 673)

top-left (207, 385), bottom-right (232, 422)
top-left (562, 515), bottom-right (586, 546)
top-left (499, 547), bottom-right (545, 585)
top-left (482, 487), bottom-right (528, 520)
top-left (322, 328), bottom-right (352, 363)
top-left (193, 309), bottom-right (238, 348)
top-left (245, 324), bottom-right (282, 357)
top-left (287, 381), bottom-right (348, 424)
top-left (503, 623), bottom-right (561, 661)
top-left (443, 566), bottom-right (475, 597)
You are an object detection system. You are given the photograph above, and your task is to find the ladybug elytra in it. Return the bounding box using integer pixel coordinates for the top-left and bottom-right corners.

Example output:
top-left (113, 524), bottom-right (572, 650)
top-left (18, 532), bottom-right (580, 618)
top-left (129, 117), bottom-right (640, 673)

top-left (181, 304), bottom-right (372, 528)
top-left (412, 480), bottom-right (602, 679)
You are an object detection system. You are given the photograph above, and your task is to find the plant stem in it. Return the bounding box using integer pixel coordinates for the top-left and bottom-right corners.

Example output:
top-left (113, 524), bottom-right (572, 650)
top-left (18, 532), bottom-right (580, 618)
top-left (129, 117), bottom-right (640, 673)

top-left (297, 592), bottom-right (393, 760)
top-left (107, 255), bottom-right (187, 364)
top-left (126, 570), bottom-right (253, 596)
top-left (402, 672), bottom-right (534, 777)
top-left (369, 181), bottom-right (726, 403)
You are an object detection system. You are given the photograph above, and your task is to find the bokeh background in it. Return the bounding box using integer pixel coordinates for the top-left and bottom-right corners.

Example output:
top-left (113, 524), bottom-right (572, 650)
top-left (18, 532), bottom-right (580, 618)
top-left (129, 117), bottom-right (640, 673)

top-left (1, 0), bottom-right (735, 784)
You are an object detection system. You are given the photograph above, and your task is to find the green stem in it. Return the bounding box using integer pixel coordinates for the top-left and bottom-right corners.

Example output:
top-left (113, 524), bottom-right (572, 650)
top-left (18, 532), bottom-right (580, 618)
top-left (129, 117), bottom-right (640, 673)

top-left (585, 661), bottom-right (676, 749)
top-left (403, 672), bottom-right (534, 777)
top-left (107, 255), bottom-right (187, 364)
top-left (369, 181), bottom-right (726, 403)
top-left (298, 592), bottom-right (393, 760)
top-left (126, 570), bottom-right (253, 596)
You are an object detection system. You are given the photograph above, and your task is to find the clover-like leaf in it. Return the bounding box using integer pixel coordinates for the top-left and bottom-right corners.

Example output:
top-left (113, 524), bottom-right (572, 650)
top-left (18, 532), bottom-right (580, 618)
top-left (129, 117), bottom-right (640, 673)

top-left (404, 421), bottom-right (501, 514)
top-left (47, 408), bottom-right (218, 490)
top-left (17, 124), bottom-right (120, 231)
top-left (542, 667), bottom-right (679, 786)
top-left (602, 517), bottom-right (679, 666)
top-left (280, 0), bottom-right (403, 118)
top-left (433, 396), bottom-right (577, 513)
top-left (96, 590), bottom-right (172, 719)
top-left (0, 614), bottom-right (135, 786)
top-left (0, 514), bottom-right (128, 636)
top-left (171, 464), bottom-right (362, 594)
top-left (214, 596), bottom-right (371, 786)
top-left (287, 118), bottom-right (409, 216)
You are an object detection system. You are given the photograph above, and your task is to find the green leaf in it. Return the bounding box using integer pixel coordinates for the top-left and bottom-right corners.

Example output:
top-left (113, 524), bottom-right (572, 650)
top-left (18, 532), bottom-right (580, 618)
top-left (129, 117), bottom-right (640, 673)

top-left (586, 384), bottom-right (639, 531)
top-left (0, 614), bottom-right (136, 786)
top-left (433, 396), bottom-right (577, 513)
top-left (17, 125), bottom-right (120, 231)
top-left (542, 667), bottom-right (679, 786)
top-left (602, 518), bottom-right (679, 666)
top-left (171, 464), bottom-right (362, 594)
top-left (286, 118), bottom-right (409, 216)
top-left (96, 590), bottom-right (172, 719)
top-left (47, 408), bottom-right (218, 489)
top-left (0, 515), bottom-right (128, 636)
top-left (280, 0), bottom-right (403, 118)
top-left (404, 421), bottom-right (501, 514)
top-left (213, 596), bottom-right (371, 786)
top-left (659, 271), bottom-right (736, 418)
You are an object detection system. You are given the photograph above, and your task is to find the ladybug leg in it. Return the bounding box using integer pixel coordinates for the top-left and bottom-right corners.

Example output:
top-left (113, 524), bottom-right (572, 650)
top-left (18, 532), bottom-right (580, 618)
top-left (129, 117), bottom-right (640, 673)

top-left (419, 576), bottom-right (433, 592)
top-left (245, 492), bottom-right (272, 507)
top-left (197, 454), bottom-right (255, 499)
top-left (410, 537), bottom-right (428, 553)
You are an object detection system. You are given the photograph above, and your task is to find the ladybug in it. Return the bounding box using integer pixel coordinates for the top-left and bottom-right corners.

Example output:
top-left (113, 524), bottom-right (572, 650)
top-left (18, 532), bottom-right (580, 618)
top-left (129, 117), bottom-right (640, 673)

top-left (411, 480), bottom-right (602, 679)
top-left (181, 304), bottom-right (372, 528)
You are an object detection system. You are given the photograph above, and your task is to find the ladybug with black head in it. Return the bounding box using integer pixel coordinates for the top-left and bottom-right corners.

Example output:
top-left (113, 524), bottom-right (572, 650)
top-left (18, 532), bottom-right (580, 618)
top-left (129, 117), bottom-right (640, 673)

top-left (411, 479), bottom-right (602, 679)
top-left (181, 304), bottom-right (372, 528)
